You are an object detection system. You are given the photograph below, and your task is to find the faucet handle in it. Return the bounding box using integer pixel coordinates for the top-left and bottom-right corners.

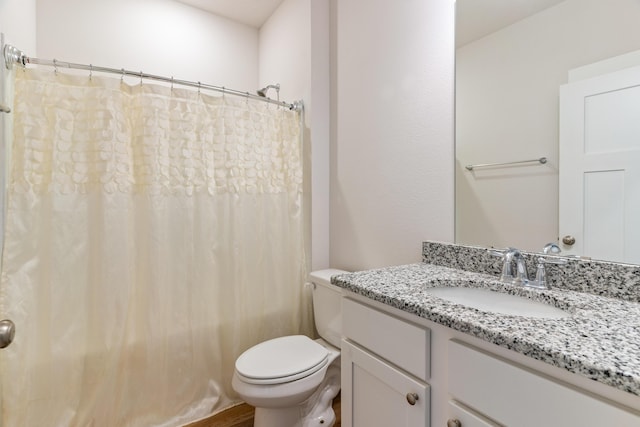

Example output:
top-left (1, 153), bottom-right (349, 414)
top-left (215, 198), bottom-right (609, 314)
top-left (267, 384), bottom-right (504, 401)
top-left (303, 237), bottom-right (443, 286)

top-left (528, 256), bottom-right (568, 290)
top-left (531, 258), bottom-right (550, 289)
top-left (539, 255), bottom-right (568, 266)
top-left (487, 247), bottom-right (518, 258)
top-left (488, 248), bottom-right (506, 257)
top-left (543, 242), bottom-right (562, 255)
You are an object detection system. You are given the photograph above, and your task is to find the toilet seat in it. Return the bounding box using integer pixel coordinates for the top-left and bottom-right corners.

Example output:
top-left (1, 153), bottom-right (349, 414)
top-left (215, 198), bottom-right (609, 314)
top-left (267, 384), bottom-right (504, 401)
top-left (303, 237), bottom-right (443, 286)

top-left (235, 335), bottom-right (329, 385)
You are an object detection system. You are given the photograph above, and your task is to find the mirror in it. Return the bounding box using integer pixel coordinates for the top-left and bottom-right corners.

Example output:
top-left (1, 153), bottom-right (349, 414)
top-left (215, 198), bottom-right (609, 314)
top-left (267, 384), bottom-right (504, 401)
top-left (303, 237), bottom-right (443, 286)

top-left (454, 0), bottom-right (640, 263)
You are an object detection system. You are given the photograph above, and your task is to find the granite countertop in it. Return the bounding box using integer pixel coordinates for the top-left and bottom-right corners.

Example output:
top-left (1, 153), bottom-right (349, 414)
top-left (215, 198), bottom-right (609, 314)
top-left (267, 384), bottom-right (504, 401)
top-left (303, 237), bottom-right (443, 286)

top-left (332, 262), bottom-right (640, 397)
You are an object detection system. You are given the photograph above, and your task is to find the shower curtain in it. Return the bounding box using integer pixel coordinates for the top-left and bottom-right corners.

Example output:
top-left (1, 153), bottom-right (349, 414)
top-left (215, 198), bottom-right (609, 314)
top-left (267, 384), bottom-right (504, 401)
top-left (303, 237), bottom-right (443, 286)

top-left (0, 68), bottom-right (312, 426)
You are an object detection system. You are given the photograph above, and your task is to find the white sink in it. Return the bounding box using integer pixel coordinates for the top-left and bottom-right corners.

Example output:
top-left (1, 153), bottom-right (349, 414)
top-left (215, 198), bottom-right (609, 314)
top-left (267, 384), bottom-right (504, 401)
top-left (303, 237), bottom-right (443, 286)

top-left (424, 287), bottom-right (570, 319)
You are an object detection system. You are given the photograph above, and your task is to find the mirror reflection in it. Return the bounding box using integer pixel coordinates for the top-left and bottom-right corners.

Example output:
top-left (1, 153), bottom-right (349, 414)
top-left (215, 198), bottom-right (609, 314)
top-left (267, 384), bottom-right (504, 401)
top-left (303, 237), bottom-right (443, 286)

top-left (455, 0), bottom-right (640, 263)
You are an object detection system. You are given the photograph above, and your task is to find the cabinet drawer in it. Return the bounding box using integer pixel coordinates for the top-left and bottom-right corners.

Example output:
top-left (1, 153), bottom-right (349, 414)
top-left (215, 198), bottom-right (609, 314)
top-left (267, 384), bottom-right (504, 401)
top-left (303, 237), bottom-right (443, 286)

top-left (448, 400), bottom-right (500, 427)
top-left (448, 340), bottom-right (640, 427)
top-left (343, 298), bottom-right (430, 381)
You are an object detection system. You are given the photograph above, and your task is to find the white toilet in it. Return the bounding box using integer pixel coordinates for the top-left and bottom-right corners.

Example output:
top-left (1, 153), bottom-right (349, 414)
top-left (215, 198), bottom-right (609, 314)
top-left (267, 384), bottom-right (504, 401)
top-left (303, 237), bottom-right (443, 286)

top-left (232, 269), bottom-right (346, 427)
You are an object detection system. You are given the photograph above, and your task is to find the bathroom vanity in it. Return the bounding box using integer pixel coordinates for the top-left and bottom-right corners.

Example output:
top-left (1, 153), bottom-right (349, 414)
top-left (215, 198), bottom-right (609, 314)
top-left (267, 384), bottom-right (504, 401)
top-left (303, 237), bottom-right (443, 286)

top-left (334, 242), bottom-right (640, 427)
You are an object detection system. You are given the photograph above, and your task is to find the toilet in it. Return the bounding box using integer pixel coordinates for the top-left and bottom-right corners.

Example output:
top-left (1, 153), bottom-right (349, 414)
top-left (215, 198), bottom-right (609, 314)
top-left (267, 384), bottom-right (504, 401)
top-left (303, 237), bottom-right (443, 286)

top-left (231, 269), bottom-right (346, 427)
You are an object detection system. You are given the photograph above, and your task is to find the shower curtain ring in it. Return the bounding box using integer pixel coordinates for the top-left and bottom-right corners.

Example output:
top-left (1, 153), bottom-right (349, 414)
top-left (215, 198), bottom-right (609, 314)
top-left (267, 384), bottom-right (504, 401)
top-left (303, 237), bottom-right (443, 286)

top-left (53, 59), bottom-right (58, 75)
top-left (197, 81), bottom-right (201, 94)
top-left (121, 68), bottom-right (125, 82)
top-left (171, 76), bottom-right (174, 91)
top-left (89, 64), bottom-right (92, 81)
top-left (139, 71), bottom-right (143, 86)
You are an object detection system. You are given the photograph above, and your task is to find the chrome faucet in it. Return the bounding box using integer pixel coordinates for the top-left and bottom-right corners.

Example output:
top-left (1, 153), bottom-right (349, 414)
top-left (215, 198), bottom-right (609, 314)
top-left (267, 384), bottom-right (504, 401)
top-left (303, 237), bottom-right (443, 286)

top-left (489, 247), bottom-right (529, 285)
top-left (489, 246), bottom-right (568, 290)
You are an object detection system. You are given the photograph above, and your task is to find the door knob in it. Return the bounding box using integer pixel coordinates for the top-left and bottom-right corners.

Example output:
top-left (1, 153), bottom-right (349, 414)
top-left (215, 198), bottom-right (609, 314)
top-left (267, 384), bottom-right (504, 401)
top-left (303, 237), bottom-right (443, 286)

top-left (406, 392), bottom-right (419, 405)
top-left (562, 235), bottom-right (576, 246)
top-left (0, 319), bottom-right (15, 349)
top-left (447, 419), bottom-right (462, 427)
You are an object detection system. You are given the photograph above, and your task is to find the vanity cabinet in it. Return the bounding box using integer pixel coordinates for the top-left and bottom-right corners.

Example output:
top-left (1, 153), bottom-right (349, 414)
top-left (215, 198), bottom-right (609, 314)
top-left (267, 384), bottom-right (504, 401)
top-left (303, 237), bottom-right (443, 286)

top-left (341, 298), bottom-right (431, 427)
top-left (340, 294), bottom-right (640, 427)
top-left (447, 340), bottom-right (640, 427)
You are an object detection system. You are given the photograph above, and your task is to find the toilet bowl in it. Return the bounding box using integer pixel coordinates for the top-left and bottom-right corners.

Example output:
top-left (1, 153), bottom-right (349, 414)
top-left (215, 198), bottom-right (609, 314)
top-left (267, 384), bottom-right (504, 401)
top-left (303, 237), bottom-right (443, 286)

top-left (231, 269), bottom-right (346, 427)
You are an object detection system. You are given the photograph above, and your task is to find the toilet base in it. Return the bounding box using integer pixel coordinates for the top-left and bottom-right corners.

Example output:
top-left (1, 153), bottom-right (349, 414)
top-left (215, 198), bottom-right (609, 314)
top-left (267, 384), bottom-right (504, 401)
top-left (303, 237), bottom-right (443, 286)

top-left (254, 406), bottom-right (304, 427)
top-left (253, 363), bottom-right (341, 427)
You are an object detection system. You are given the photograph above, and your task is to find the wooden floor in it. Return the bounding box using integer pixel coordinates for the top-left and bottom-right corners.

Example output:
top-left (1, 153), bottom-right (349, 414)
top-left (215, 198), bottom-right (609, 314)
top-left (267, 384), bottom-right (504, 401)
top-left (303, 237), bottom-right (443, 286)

top-left (185, 394), bottom-right (341, 427)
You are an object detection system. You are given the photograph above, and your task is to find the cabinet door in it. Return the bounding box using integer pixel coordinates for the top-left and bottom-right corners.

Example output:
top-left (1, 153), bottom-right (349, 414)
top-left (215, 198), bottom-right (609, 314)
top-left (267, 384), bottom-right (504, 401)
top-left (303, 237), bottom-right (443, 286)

top-left (341, 340), bottom-right (430, 427)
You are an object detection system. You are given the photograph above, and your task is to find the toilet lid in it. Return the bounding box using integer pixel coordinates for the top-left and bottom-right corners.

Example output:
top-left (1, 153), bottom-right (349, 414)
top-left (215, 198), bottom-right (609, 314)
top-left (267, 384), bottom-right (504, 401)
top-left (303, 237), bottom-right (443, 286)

top-left (235, 335), bottom-right (329, 384)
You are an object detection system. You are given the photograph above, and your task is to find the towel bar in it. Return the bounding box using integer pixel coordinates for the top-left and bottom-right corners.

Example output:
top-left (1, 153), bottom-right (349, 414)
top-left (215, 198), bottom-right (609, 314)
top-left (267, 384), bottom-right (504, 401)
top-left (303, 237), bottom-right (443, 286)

top-left (465, 157), bottom-right (547, 171)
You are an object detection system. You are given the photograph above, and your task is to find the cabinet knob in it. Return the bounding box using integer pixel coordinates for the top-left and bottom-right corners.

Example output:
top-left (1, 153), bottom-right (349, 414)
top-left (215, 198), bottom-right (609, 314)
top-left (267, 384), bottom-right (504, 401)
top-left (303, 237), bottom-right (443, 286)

top-left (562, 235), bottom-right (576, 246)
top-left (0, 319), bottom-right (15, 349)
top-left (447, 419), bottom-right (461, 427)
top-left (406, 392), bottom-right (419, 405)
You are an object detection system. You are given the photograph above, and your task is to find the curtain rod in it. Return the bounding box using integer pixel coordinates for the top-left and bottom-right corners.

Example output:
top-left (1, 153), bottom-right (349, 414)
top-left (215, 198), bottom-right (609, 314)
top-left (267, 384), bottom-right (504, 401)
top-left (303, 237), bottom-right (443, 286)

top-left (2, 44), bottom-right (302, 112)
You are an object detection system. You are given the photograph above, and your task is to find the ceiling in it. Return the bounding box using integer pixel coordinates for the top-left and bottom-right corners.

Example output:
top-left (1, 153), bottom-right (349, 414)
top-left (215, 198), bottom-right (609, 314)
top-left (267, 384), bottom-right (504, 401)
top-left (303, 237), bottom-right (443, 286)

top-left (176, 0), bottom-right (286, 28)
top-left (175, 0), bottom-right (566, 46)
top-left (456, 0), bottom-right (566, 47)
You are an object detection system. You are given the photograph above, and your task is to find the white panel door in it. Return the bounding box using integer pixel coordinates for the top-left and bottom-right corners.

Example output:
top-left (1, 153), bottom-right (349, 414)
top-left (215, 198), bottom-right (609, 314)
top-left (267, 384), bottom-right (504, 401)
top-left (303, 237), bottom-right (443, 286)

top-left (559, 65), bottom-right (640, 263)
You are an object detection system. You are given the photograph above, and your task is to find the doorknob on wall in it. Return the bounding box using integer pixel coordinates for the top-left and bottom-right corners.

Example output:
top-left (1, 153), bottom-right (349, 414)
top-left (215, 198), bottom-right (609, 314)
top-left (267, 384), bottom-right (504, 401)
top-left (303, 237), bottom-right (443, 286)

top-left (562, 235), bottom-right (576, 246)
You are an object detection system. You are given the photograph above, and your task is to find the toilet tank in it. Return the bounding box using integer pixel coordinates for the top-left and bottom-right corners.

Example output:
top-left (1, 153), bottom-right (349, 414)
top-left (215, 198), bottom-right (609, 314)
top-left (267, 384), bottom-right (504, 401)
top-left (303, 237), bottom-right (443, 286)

top-left (309, 269), bottom-right (347, 348)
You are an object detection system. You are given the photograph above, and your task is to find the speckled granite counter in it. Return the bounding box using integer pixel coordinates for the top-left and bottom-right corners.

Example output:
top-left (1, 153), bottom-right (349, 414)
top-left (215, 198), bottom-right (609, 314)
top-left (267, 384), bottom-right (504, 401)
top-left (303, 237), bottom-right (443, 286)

top-left (332, 262), bottom-right (640, 397)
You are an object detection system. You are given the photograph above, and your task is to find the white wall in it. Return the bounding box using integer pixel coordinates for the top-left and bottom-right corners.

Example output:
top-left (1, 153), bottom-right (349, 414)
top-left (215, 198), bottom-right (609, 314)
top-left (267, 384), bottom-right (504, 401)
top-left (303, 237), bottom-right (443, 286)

top-left (35, 0), bottom-right (258, 90)
top-left (259, 0), bottom-right (310, 111)
top-left (456, 0), bottom-right (640, 252)
top-left (308, 0), bottom-right (331, 271)
top-left (331, 0), bottom-right (456, 271)
top-left (0, 0), bottom-right (36, 54)
top-left (259, 0), bottom-right (332, 271)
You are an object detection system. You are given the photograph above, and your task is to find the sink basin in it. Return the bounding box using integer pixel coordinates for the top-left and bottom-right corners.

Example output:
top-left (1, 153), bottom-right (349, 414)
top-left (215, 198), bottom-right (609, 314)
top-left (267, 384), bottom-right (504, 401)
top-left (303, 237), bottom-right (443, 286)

top-left (424, 287), bottom-right (570, 319)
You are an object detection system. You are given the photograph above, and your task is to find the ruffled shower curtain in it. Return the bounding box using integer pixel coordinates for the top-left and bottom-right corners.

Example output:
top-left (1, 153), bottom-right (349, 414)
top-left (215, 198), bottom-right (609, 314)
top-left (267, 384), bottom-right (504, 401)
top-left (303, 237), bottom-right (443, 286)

top-left (0, 68), bottom-right (312, 426)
